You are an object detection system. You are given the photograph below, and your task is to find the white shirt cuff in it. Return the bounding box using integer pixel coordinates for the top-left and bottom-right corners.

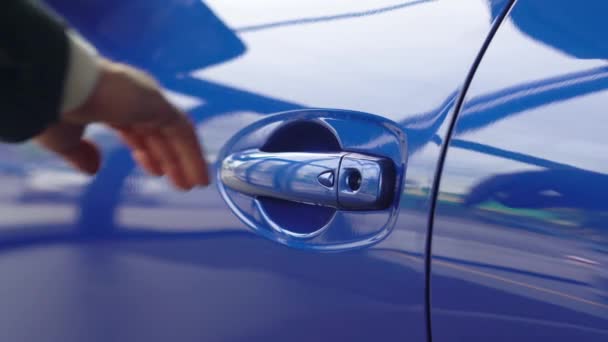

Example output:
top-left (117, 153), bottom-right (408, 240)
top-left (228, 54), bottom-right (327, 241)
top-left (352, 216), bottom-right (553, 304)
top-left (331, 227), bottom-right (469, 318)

top-left (60, 30), bottom-right (101, 113)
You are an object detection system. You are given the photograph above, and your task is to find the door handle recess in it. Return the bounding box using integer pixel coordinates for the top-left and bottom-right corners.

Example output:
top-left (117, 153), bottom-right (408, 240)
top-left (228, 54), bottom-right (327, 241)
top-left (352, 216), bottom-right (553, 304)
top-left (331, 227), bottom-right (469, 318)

top-left (220, 150), bottom-right (396, 210)
top-left (216, 110), bottom-right (407, 249)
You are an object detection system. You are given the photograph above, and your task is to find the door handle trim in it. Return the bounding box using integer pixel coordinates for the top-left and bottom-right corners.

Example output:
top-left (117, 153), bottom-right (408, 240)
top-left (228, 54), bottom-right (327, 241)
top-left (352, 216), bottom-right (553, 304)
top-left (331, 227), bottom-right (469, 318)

top-left (221, 150), bottom-right (343, 207)
top-left (220, 150), bottom-right (396, 210)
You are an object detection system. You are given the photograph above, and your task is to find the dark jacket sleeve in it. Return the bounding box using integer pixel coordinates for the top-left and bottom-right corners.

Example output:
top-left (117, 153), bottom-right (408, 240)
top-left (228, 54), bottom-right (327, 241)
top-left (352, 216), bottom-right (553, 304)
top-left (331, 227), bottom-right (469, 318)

top-left (0, 0), bottom-right (69, 142)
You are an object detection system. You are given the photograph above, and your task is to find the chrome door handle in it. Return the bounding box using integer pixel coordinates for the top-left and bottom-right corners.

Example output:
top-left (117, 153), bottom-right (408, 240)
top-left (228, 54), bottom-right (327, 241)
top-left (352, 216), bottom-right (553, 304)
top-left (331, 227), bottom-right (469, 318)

top-left (220, 150), bottom-right (396, 210)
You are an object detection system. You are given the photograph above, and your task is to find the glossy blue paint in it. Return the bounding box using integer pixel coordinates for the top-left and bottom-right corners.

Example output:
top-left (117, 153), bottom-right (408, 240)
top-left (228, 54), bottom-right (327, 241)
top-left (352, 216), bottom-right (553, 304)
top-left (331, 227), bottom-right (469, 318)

top-left (0, 0), bottom-right (509, 341)
top-left (431, 0), bottom-right (608, 341)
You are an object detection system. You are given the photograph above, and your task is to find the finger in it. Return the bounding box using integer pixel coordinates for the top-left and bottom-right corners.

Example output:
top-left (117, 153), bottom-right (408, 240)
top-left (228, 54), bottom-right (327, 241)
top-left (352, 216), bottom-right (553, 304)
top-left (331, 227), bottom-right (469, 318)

top-left (144, 133), bottom-right (191, 190)
top-left (132, 149), bottom-right (163, 176)
top-left (138, 94), bottom-right (209, 187)
top-left (35, 123), bottom-right (101, 175)
top-left (162, 116), bottom-right (210, 187)
top-left (119, 122), bottom-right (191, 189)
top-left (114, 127), bottom-right (163, 176)
top-left (112, 103), bottom-right (192, 185)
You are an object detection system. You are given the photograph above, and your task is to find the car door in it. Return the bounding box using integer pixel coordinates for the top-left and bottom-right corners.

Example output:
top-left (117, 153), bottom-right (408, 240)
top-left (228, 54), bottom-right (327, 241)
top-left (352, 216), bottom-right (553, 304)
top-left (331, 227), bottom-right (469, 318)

top-left (0, 1), bottom-right (509, 341)
top-left (431, 0), bottom-right (608, 341)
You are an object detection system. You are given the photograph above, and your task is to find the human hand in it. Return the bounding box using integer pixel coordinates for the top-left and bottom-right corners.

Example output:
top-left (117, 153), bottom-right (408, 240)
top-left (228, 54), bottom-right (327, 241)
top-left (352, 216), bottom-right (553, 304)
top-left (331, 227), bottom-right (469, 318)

top-left (35, 59), bottom-right (209, 191)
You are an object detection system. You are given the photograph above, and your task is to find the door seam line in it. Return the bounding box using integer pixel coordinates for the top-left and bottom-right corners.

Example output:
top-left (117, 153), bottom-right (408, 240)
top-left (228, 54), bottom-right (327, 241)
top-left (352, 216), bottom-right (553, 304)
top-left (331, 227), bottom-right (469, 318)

top-left (423, 1), bottom-right (517, 342)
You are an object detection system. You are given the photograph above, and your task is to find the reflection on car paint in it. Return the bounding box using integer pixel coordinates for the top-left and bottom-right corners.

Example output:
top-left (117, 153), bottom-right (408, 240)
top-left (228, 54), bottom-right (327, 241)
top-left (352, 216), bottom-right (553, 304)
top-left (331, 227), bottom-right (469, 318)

top-left (431, 1), bottom-right (608, 341)
top-left (0, 0), bottom-right (512, 341)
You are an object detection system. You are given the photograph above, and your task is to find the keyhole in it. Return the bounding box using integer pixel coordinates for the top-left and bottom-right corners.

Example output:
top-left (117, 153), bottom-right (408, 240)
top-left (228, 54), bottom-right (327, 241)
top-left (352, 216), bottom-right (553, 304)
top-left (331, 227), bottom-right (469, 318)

top-left (346, 169), bottom-right (362, 191)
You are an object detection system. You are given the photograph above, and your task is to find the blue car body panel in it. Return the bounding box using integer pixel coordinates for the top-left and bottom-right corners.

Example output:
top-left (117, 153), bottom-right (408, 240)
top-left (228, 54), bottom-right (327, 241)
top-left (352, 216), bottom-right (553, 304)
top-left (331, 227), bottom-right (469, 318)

top-left (16, 0), bottom-right (608, 341)
top-left (431, 1), bottom-right (608, 341)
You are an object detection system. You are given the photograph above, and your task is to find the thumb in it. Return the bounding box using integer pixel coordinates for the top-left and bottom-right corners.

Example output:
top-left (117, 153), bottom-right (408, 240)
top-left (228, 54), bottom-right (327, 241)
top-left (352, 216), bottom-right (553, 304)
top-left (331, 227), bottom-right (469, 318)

top-left (35, 122), bottom-right (101, 175)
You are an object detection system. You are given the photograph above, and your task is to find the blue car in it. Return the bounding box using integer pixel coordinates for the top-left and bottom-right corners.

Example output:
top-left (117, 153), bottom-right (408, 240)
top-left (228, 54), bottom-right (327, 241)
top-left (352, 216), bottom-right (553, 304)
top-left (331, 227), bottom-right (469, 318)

top-left (0, 0), bottom-right (606, 341)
